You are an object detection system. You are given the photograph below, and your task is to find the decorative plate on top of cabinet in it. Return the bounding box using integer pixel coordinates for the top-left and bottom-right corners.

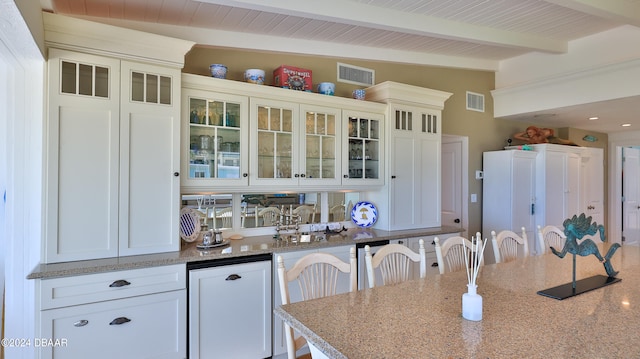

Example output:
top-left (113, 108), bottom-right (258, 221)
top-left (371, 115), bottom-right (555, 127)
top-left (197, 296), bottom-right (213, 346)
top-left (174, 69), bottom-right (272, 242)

top-left (351, 201), bottom-right (378, 228)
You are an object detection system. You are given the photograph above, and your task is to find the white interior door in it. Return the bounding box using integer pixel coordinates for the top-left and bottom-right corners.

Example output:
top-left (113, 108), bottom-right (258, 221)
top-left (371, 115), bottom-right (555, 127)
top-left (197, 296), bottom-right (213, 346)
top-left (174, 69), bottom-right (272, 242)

top-left (623, 147), bottom-right (640, 246)
top-left (441, 135), bottom-right (467, 237)
top-left (441, 140), bottom-right (462, 230)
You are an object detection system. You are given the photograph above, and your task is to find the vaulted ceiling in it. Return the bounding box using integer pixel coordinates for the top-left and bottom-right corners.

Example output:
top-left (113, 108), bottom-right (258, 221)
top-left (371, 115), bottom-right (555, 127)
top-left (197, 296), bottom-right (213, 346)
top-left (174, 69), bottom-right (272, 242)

top-left (39, 0), bottom-right (640, 133)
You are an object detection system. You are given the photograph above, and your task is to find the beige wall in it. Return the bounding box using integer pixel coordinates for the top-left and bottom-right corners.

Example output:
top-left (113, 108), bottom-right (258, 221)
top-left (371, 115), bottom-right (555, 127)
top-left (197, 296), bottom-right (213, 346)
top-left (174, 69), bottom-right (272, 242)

top-left (183, 46), bottom-right (601, 235)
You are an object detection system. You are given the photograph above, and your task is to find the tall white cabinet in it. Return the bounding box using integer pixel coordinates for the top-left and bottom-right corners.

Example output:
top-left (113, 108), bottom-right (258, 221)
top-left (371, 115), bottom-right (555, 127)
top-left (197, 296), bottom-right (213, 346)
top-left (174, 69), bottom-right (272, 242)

top-left (532, 144), bottom-right (582, 229)
top-left (484, 144), bottom-right (604, 255)
top-left (482, 150), bottom-right (537, 259)
top-left (43, 13), bottom-right (194, 263)
top-left (365, 82), bottom-right (452, 230)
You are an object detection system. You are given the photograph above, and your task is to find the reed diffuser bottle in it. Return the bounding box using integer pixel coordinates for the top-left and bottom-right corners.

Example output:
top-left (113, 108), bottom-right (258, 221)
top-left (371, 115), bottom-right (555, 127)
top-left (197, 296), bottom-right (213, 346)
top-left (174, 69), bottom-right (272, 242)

top-left (462, 284), bottom-right (483, 321)
top-left (462, 233), bottom-right (486, 321)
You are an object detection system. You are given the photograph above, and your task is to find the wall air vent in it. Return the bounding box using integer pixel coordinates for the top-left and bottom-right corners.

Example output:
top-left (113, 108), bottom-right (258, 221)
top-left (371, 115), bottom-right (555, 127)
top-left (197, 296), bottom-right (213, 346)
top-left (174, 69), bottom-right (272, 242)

top-left (466, 91), bottom-right (485, 112)
top-left (337, 62), bottom-right (375, 86)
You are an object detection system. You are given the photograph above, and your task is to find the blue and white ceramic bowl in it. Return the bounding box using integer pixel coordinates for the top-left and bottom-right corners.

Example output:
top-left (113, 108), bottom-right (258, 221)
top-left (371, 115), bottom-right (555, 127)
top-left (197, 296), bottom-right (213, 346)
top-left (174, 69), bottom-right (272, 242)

top-left (244, 69), bottom-right (265, 85)
top-left (210, 64), bottom-right (227, 79)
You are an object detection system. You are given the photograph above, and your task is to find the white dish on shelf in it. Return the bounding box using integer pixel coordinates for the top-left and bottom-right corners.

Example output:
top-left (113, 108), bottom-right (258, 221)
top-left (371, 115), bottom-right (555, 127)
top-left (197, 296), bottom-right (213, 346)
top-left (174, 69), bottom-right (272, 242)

top-left (351, 201), bottom-right (378, 228)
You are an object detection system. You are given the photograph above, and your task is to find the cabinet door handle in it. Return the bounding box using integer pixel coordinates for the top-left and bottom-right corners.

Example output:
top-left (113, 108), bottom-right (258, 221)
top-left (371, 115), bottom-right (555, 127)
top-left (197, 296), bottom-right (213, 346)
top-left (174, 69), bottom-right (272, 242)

top-left (74, 320), bottom-right (89, 327)
top-left (391, 175), bottom-right (396, 179)
top-left (300, 174), bottom-right (306, 178)
top-left (431, 262), bottom-right (439, 267)
top-left (109, 317), bottom-right (131, 325)
top-left (343, 174), bottom-right (349, 178)
top-left (109, 279), bottom-right (131, 288)
top-left (294, 174), bottom-right (300, 178)
top-left (226, 274), bottom-right (242, 281)
top-left (173, 172), bottom-right (180, 177)
top-left (243, 173), bottom-right (248, 177)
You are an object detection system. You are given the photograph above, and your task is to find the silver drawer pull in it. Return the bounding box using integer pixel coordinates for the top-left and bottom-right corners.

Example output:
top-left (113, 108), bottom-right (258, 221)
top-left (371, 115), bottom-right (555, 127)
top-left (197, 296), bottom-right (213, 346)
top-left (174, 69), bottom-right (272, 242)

top-left (74, 320), bottom-right (89, 327)
top-left (225, 274), bottom-right (242, 281)
top-left (109, 279), bottom-right (131, 288)
top-left (109, 317), bottom-right (131, 325)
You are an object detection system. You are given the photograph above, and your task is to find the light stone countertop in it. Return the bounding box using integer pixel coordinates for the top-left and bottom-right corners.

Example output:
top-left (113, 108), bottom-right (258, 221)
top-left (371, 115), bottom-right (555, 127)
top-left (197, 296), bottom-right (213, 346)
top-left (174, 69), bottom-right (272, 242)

top-left (28, 226), bottom-right (461, 279)
top-left (275, 244), bottom-right (640, 359)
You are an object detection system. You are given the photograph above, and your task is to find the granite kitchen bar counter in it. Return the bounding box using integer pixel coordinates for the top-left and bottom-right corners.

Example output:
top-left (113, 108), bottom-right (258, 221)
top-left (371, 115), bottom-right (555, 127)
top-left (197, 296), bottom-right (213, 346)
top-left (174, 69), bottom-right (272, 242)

top-left (28, 226), bottom-right (460, 279)
top-left (275, 244), bottom-right (640, 358)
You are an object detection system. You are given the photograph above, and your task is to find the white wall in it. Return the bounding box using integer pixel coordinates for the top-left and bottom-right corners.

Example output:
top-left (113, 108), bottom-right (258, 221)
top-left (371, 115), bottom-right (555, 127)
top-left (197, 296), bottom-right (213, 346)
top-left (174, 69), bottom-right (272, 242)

top-left (0, 1), bottom-right (45, 358)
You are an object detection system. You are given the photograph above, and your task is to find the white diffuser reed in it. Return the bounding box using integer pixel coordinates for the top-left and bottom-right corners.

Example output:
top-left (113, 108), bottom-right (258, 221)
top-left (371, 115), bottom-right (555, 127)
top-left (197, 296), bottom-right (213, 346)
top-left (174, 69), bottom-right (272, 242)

top-left (462, 232), bottom-right (486, 321)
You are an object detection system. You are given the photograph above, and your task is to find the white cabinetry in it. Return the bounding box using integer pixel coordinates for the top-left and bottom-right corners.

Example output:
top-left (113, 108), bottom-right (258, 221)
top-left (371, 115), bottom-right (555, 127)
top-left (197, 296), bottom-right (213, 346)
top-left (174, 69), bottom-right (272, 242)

top-left (529, 144), bottom-right (582, 229)
top-left (272, 245), bottom-right (355, 358)
top-left (497, 145), bottom-right (604, 252)
top-left (43, 15), bottom-right (193, 263)
top-left (182, 89), bottom-right (249, 187)
top-left (365, 82), bottom-right (452, 230)
top-left (38, 265), bottom-right (186, 359)
top-left (188, 259), bottom-right (272, 359)
top-left (406, 234), bottom-right (461, 277)
top-left (482, 150), bottom-right (537, 258)
top-left (180, 74), bottom-right (386, 193)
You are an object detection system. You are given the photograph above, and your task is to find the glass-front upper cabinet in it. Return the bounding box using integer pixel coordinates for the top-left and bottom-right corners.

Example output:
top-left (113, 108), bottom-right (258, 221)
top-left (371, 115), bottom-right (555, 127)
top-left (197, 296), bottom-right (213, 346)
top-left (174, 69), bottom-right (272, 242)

top-left (343, 110), bottom-right (383, 185)
top-left (250, 98), bottom-right (299, 186)
top-left (181, 89), bottom-right (249, 188)
top-left (250, 100), bottom-right (342, 187)
top-left (300, 105), bottom-right (341, 186)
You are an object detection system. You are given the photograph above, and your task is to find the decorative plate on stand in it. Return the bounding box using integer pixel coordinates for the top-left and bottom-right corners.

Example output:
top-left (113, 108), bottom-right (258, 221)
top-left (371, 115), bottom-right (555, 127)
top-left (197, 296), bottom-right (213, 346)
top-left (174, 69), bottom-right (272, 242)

top-left (179, 207), bottom-right (201, 242)
top-left (351, 201), bottom-right (378, 228)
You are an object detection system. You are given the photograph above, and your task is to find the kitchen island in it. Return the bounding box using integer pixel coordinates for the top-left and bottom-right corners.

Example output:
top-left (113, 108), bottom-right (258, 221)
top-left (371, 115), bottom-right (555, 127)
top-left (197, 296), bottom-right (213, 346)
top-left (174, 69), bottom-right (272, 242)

top-left (275, 244), bottom-right (640, 358)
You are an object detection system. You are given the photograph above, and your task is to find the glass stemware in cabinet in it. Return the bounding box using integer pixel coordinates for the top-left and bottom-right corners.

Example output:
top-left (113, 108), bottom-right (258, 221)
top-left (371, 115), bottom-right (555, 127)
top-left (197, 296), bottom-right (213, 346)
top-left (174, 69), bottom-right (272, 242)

top-left (256, 105), bottom-right (294, 180)
top-left (188, 96), bottom-right (243, 180)
top-left (346, 115), bottom-right (380, 180)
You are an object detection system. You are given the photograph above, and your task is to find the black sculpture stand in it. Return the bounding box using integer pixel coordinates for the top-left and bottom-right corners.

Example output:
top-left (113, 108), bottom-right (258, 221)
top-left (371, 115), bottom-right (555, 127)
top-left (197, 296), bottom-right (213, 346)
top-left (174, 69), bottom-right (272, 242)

top-left (537, 253), bottom-right (621, 300)
top-left (537, 275), bottom-right (621, 300)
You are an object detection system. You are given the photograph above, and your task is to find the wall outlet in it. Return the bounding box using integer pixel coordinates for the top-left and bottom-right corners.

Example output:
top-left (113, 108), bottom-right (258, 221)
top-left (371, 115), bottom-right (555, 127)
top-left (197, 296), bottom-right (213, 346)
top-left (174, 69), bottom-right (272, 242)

top-left (475, 170), bottom-right (483, 179)
top-left (471, 194), bottom-right (477, 203)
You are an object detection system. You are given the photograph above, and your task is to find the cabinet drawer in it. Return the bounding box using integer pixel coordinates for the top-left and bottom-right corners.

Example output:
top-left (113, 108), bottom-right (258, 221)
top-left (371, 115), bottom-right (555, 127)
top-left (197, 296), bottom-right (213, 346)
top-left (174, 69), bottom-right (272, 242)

top-left (39, 290), bottom-right (186, 359)
top-left (40, 264), bottom-right (186, 309)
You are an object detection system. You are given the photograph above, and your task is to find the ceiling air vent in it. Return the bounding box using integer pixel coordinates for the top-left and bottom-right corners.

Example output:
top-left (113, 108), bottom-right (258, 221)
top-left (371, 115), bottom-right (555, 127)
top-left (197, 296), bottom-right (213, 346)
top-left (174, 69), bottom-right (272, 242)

top-left (337, 62), bottom-right (375, 86)
top-left (466, 91), bottom-right (485, 112)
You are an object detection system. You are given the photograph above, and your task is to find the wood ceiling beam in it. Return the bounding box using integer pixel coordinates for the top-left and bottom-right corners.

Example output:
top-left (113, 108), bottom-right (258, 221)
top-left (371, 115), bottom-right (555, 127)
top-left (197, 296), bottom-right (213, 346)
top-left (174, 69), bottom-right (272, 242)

top-left (197, 0), bottom-right (568, 54)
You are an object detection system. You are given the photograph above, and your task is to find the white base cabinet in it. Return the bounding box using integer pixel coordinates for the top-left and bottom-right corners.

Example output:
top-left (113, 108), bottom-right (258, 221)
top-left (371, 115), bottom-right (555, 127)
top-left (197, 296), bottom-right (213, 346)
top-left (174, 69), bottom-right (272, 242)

top-left (188, 259), bottom-right (272, 359)
top-left (37, 265), bottom-right (187, 359)
top-left (40, 291), bottom-right (185, 359)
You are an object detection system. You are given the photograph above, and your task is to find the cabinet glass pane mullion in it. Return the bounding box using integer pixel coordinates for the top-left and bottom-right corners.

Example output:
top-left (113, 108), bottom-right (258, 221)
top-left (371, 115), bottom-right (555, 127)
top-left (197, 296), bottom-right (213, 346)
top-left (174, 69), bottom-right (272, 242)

top-left (347, 115), bottom-right (379, 180)
top-left (189, 96), bottom-right (242, 180)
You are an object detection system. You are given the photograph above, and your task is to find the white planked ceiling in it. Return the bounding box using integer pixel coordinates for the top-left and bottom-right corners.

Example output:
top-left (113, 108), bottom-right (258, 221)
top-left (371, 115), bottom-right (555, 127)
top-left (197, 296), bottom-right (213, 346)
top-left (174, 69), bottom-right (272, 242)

top-left (39, 0), bottom-right (640, 133)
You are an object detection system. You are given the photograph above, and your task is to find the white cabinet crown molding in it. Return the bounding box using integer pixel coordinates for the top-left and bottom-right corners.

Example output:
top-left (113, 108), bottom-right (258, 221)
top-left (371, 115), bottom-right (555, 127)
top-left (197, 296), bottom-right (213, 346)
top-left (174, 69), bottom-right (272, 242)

top-left (42, 12), bottom-right (194, 67)
top-left (365, 81), bottom-right (453, 109)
